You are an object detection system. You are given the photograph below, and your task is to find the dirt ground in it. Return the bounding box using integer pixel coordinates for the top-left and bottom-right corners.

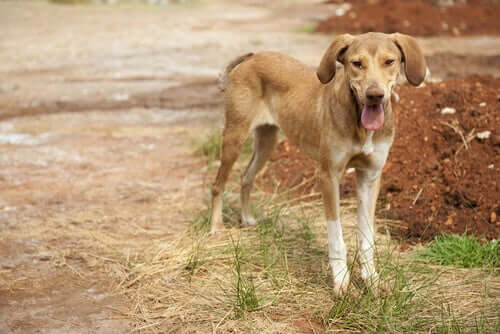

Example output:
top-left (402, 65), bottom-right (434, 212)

top-left (317, 0), bottom-right (500, 36)
top-left (1, 0), bottom-right (499, 332)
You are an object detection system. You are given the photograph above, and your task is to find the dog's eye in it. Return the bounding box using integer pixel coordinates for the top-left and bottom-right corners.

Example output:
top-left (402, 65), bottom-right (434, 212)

top-left (385, 59), bottom-right (395, 66)
top-left (352, 61), bottom-right (362, 69)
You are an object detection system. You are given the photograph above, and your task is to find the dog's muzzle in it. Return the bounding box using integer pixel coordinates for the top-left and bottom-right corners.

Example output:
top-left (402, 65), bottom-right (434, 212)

top-left (350, 85), bottom-right (386, 131)
top-left (361, 85), bottom-right (385, 131)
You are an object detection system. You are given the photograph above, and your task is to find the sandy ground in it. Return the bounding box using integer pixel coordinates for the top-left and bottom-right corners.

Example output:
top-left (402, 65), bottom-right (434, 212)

top-left (1, 0), bottom-right (499, 332)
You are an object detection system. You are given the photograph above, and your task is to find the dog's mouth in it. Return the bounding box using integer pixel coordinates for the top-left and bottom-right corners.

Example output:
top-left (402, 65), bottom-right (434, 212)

top-left (361, 104), bottom-right (384, 131)
top-left (350, 87), bottom-right (386, 131)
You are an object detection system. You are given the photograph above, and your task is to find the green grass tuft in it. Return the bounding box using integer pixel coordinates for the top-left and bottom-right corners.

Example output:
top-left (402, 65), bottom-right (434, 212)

top-left (321, 252), bottom-right (440, 333)
top-left (295, 24), bottom-right (316, 33)
top-left (228, 237), bottom-right (260, 318)
top-left (414, 234), bottom-right (499, 270)
top-left (195, 131), bottom-right (253, 169)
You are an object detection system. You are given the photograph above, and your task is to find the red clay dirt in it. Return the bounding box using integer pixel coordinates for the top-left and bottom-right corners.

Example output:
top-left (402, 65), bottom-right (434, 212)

top-left (316, 0), bottom-right (500, 37)
top-left (259, 75), bottom-right (500, 242)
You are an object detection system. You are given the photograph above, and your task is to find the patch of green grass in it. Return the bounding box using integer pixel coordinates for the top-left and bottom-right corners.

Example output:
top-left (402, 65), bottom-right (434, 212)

top-left (225, 237), bottom-right (260, 318)
top-left (415, 234), bottom-right (499, 270)
top-left (432, 304), bottom-right (499, 334)
top-left (190, 204), bottom-right (211, 234)
top-left (194, 131), bottom-right (253, 169)
top-left (295, 24), bottom-right (316, 33)
top-left (184, 238), bottom-right (204, 278)
top-left (320, 250), bottom-right (441, 333)
top-left (256, 207), bottom-right (290, 288)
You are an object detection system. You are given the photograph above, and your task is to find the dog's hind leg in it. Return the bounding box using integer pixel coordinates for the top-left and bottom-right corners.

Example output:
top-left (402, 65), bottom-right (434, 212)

top-left (209, 83), bottom-right (259, 234)
top-left (241, 124), bottom-right (279, 226)
top-left (210, 122), bottom-right (250, 234)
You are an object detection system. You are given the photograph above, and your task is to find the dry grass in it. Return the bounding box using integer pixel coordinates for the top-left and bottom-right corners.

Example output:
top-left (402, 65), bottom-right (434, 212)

top-left (3, 138), bottom-right (496, 333)
top-left (52, 136), bottom-right (492, 333)
top-left (96, 184), bottom-right (498, 333)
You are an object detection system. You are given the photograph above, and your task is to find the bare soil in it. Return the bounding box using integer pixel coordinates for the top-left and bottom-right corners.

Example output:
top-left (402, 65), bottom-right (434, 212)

top-left (317, 0), bottom-right (500, 36)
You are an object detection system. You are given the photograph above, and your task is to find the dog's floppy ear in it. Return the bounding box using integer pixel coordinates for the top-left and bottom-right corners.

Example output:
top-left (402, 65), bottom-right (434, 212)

top-left (317, 34), bottom-right (354, 84)
top-left (390, 33), bottom-right (426, 86)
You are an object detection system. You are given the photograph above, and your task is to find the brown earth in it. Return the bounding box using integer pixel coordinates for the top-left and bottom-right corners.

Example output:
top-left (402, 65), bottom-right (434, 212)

top-left (260, 75), bottom-right (500, 242)
top-left (317, 0), bottom-right (500, 37)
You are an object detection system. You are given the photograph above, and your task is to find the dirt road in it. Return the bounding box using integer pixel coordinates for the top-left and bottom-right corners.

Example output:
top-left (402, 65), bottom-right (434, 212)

top-left (1, 1), bottom-right (499, 332)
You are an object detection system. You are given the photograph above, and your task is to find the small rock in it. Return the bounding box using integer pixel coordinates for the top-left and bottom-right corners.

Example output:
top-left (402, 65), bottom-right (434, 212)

top-left (112, 93), bottom-right (130, 101)
top-left (441, 107), bottom-right (456, 115)
top-left (491, 212), bottom-right (497, 224)
top-left (38, 253), bottom-right (51, 261)
top-left (479, 102), bottom-right (487, 107)
top-left (476, 130), bottom-right (491, 140)
top-left (1, 262), bottom-right (14, 269)
top-left (488, 164), bottom-right (494, 169)
top-left (335, 4), bottom-right (351, 16)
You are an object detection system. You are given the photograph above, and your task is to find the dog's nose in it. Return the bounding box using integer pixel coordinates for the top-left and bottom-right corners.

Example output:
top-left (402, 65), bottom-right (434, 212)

top-left (366, 86), bottom-right (384, 104)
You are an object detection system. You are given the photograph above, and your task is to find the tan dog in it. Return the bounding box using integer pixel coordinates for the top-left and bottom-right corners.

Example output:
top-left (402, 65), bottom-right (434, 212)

top-left (210, 32), bottom-right (426, 296)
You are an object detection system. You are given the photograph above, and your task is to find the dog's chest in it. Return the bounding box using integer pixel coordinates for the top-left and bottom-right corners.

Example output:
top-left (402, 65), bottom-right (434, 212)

top-left (351, 133), bottom-right (393, 170)
top-left (361, 131), bottom-right (375, 155)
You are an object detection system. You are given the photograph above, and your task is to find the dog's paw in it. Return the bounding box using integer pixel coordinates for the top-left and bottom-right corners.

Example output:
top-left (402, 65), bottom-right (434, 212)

top-left (209, 226), bottom-right (226, 236)
top-left (332, 269), bottom-right (350, 297)
top-left (241, 215), bottom-right (257, 226)
top-left (333, 277), bottom-right (350, 297)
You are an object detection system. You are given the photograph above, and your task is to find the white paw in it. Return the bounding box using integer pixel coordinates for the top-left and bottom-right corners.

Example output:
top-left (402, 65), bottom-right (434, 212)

top-left (333, 272), bottom-right (350, 297)
top-left (241, 215), bottom-right (257, 226)
top-left (331, 265), bottom-right (350, 297)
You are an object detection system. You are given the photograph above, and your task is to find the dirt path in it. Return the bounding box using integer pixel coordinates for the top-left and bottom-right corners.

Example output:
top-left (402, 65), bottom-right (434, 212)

top-left (1, 1), bottom-right (499, 332)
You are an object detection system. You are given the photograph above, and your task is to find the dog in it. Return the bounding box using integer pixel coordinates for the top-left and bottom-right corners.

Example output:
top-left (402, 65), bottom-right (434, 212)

top-left (209, 32), bottom-right (426, 296)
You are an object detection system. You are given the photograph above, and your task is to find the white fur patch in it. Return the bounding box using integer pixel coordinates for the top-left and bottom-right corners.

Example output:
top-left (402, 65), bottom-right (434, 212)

top-left (361, 131), bottom-right (374, 155)
top-left (356, 171), bottom-right (378, 280)
top-left (327, 219), bottom-right (349, 283)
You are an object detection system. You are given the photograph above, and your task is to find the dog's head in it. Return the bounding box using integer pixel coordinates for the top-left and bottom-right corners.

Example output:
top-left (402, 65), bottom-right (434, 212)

top-left (317, 32), bottom-right (426, 131)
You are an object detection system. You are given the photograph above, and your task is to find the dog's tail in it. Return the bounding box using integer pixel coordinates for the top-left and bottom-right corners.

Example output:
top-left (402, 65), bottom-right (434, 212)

top-left (218, 52), bottom-right (254, 92)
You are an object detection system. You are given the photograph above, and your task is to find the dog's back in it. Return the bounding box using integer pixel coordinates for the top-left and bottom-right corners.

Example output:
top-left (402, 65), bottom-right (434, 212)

top-left (217, 53), bottom-right (254, 92)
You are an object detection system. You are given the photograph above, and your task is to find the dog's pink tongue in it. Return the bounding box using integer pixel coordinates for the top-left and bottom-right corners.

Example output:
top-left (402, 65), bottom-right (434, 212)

top-left (361, 104), bottom-right (384, 131)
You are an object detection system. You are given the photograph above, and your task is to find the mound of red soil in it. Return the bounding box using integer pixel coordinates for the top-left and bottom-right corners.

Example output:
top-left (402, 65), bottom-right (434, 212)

top-left (259, 75), bottom-right (499, 242)
top-left (316, 0), bottom-right (500, 37)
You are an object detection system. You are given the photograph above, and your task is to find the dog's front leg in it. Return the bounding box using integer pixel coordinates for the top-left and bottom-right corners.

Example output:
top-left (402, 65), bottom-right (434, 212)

top-left (320, 162), bottom-right (349, 297)
top-left (355, 168), bottom-right (382, 288)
